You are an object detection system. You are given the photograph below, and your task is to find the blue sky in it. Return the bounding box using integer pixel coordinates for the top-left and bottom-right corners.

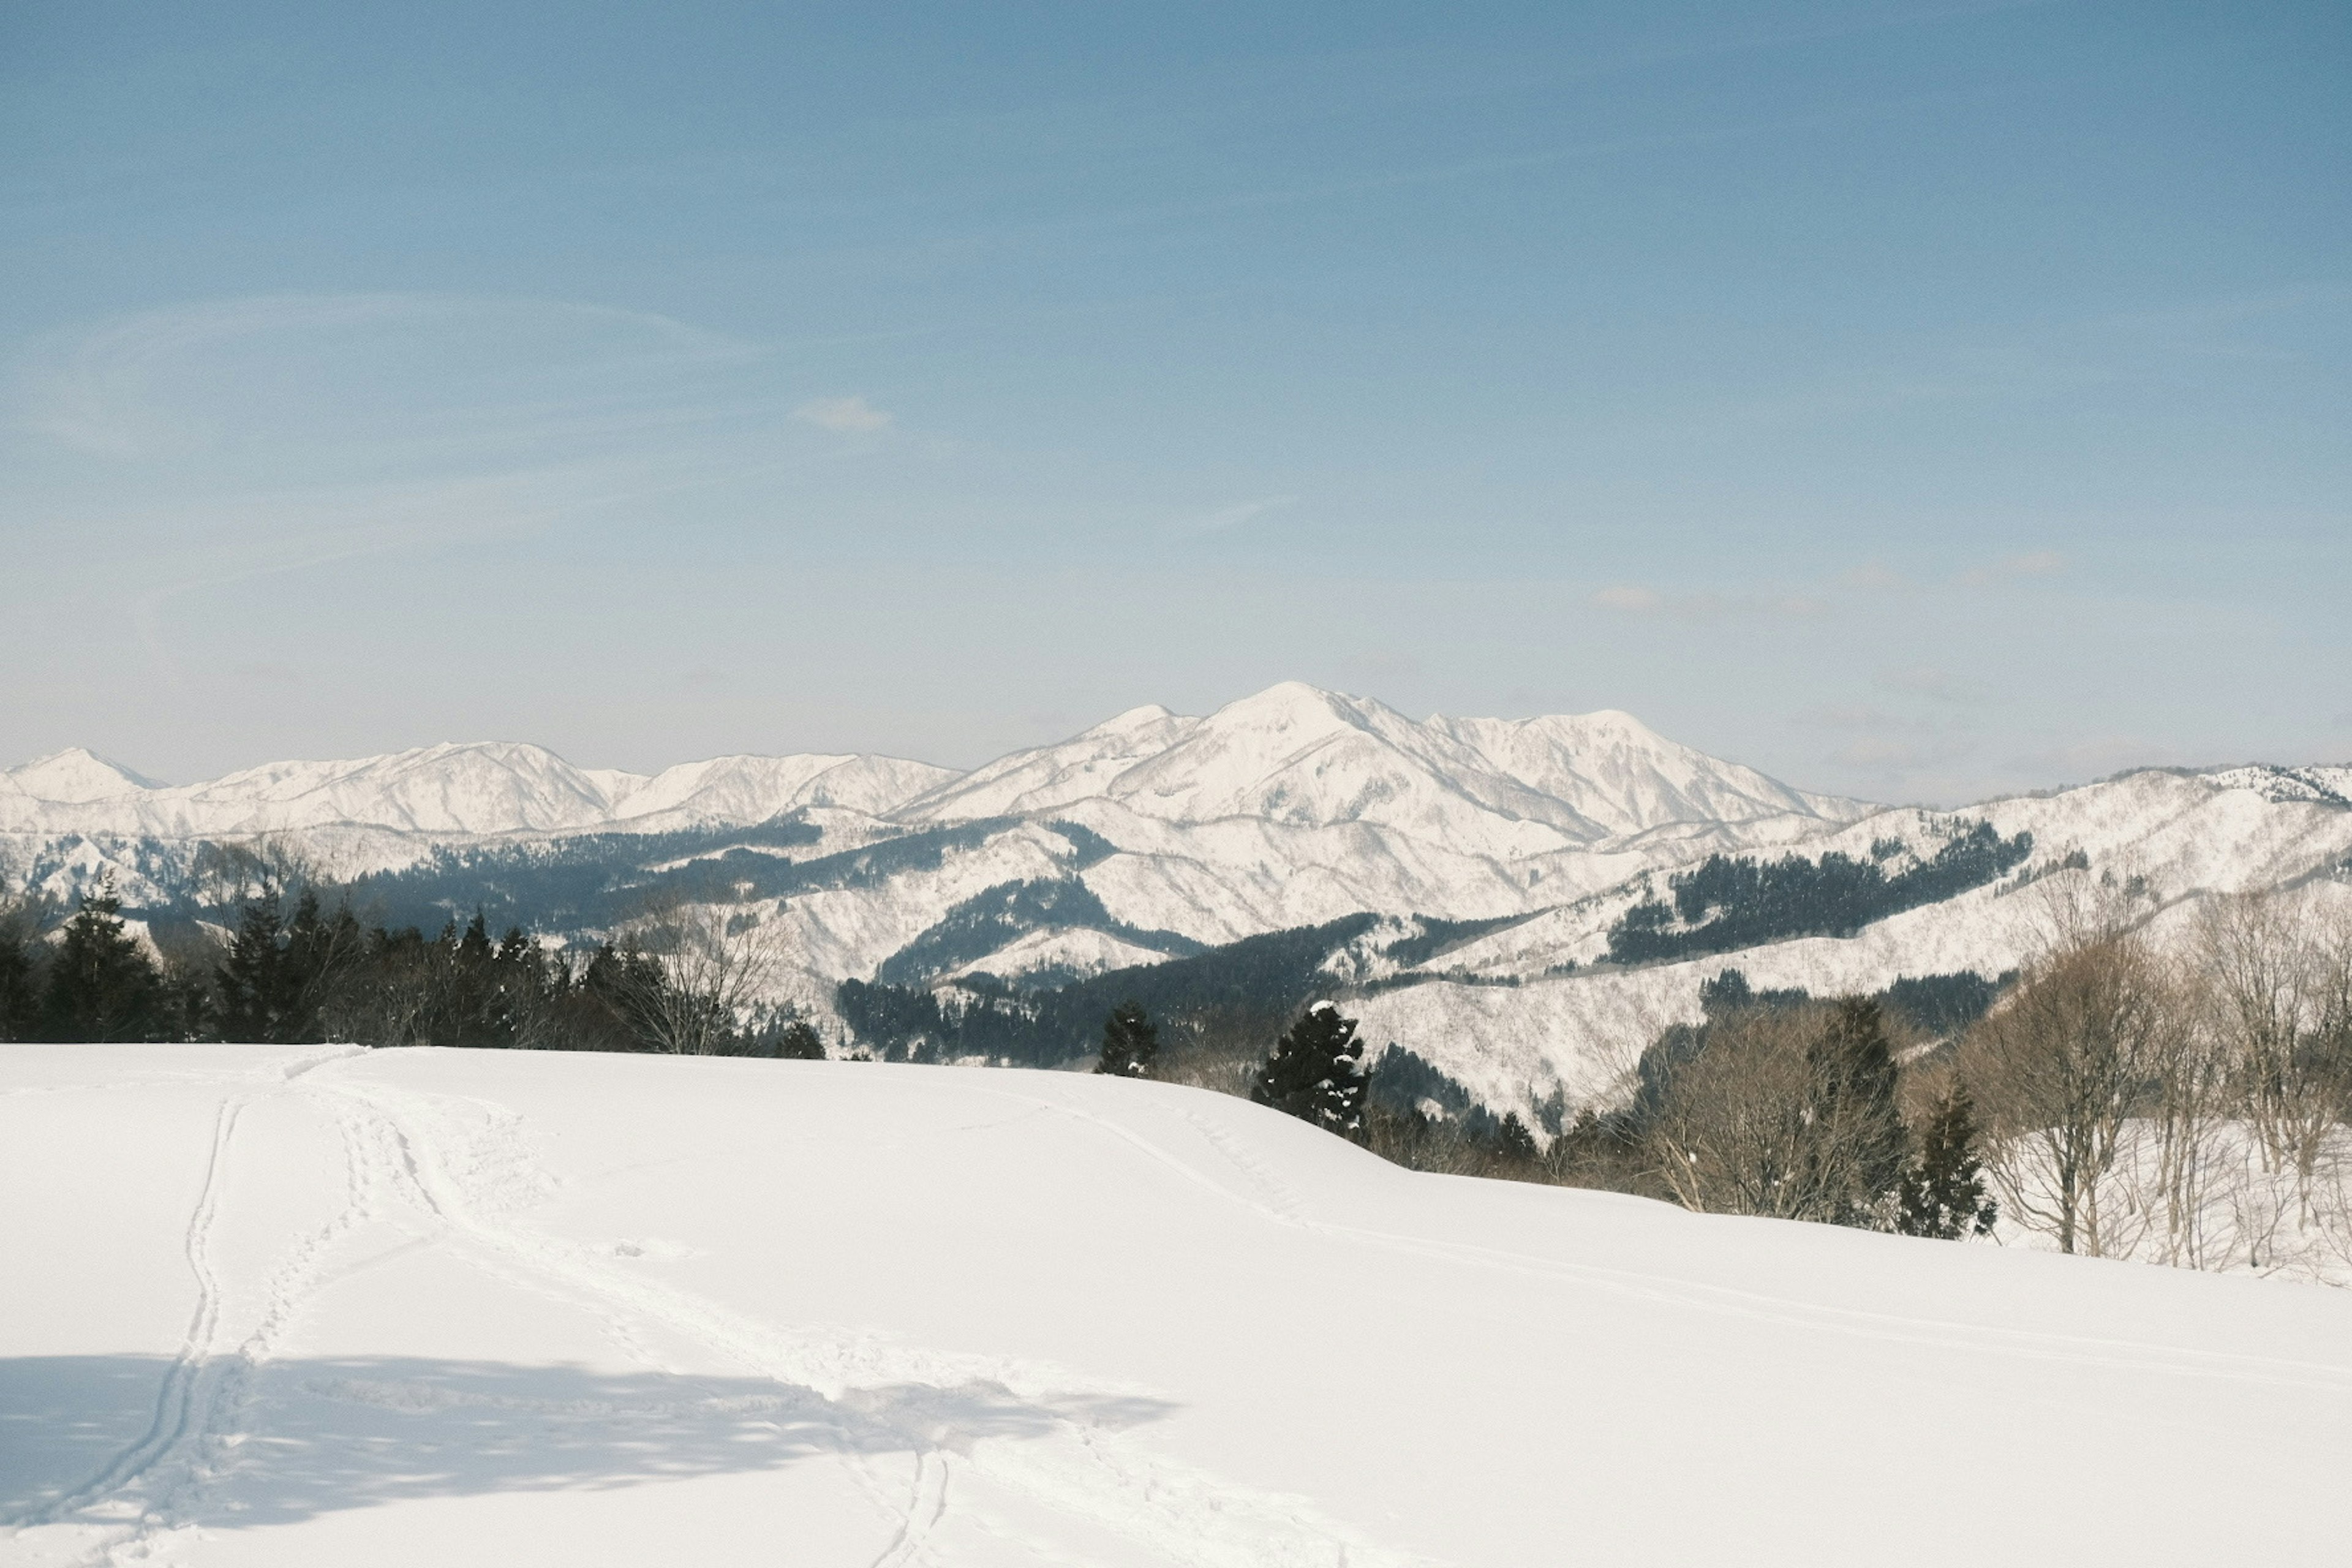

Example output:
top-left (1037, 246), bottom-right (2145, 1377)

top-left (3, 1), bottom-right (2345, 803)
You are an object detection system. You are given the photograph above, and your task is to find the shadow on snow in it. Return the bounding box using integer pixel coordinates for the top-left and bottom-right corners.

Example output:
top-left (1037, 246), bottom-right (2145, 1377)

top-left (0, 1354), bottom-right (1175, 1529)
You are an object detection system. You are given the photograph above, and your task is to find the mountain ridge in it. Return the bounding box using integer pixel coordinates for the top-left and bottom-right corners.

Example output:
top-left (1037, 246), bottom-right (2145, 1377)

top-left (2, 683), bottom-right (1869, 851)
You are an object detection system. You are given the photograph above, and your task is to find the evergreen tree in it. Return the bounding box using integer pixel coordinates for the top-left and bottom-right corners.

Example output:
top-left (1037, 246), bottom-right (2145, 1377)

top-left (1493, 1110), bottom-right (1540, 1164)
top-left (280, 890), bottom-right (357, 1039)
top-left (1251, 1001), bottom-right (1372, 1144)
top-left (478, 925), bottom-right (545, 1047)
top-left (40, 875), bottom-right (168, 1042)
top-left (459, 911), bottom-right (494, 967)
top-left (0, 907), bottom-right (40, 1042)
top-left (219, 890), bottom-right (360, 1043)
top-left (1897, 1087), bottom-right (1999, 1240)
top-left (217, 899), bottom-right (287, 1042)
top-left (1094, 1000), bottom-right (1159, 1077)
top-left (775, 1019), bottom-right (827, 1060)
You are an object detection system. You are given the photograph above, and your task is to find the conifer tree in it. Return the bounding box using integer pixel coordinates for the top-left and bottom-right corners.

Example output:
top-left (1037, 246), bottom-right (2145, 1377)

top-left (0, 905), bottom-right (40, 1042)
top-left (41, 875), bottom-right (168, 1042)
top-left (1094, 1000), bottom-right (1159, 1077)
top-left (217, 899), bottom-right (287, 1042)
top-left (1897, 1087), bottom-right (1999, 1239)
top-left (776, 1019), bottom-right (827, 1060)
top-left (280, 890), bottom-right (357, 1037)
top-left (1493, 1110), bottom-right (1540, 1164)
top-left (1251, 1001), bottom-right (1372, 1144)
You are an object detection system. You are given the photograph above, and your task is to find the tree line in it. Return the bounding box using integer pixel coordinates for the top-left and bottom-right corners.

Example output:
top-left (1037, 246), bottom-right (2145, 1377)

top-left (0, 876), bottom-right (822, 1058)
top-left (1606, 821), bottom-right (2034, 965)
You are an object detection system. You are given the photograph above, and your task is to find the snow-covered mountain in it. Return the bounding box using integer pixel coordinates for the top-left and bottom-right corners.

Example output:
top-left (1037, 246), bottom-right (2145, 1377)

top-left (1351, 765), bottom-right (2352, 1123)
top-left (8, 689), bottom-right (2348, 1119)
top-left (1, 686), bottom-right (1866, 936)
top-left (2, 685), bottom-right (1861, 850)
top-left (897, 681), bottom-right (1861, 853)
top-left (0, 743), bottom-right (957, 840)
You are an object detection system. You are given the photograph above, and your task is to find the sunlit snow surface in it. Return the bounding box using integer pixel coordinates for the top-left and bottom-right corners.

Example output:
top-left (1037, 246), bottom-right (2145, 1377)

top-left (6, 1046), bottom-right (2350, 1566)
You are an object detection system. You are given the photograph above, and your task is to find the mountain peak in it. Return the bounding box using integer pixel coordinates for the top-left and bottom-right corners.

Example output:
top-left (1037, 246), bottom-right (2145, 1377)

top-left (4, 748), bottom-right (161, 802)
top-left (895, 681), bottom-right (1857, 843)
top-left (1205, 680), bottom-right (1385, 734)
top-left (1084, 703), bottom-right (1180, 736)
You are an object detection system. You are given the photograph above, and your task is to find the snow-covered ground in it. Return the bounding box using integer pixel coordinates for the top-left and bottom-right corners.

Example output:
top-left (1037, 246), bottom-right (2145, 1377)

top-left (6, 1046), bottom-right (2350, 1566)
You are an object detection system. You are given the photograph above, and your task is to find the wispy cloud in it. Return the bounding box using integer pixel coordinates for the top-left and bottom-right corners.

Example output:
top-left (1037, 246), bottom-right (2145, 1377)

top-left (11, 293), bottom-right (761, 462)
top-left (1180, 496), bottom-right (1296, 536)
top-left (792, 394), bottom-right (894, 434)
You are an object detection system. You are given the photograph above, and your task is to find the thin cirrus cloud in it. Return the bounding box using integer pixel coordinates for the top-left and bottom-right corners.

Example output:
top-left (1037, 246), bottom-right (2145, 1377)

top-left (791, 395), bottom-right (894, 434)
top-left (1178, 496), bottom-right (1297, 537)
top-left (9, 292), bottom-right (766, 465)
top-left (0, 291), bottom-right (821, 674)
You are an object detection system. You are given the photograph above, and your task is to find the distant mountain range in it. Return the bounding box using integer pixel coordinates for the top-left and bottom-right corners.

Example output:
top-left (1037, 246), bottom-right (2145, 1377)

top-left (0, 682), bottom-right (1856, 846)
top-left (0, 739), bottom-right (952, 838)
top-left (7, 682), bottom-right (2349, 1122)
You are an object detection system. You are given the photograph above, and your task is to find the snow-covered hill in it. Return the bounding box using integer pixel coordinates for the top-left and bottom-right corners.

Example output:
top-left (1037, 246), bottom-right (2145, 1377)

top-left (4, 1043), bottom-right (2346, 1567)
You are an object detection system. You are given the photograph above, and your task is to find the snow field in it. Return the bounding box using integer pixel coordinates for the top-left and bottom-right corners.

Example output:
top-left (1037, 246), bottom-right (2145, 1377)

top-left (5, 1044), bottom-right (2351, 1566)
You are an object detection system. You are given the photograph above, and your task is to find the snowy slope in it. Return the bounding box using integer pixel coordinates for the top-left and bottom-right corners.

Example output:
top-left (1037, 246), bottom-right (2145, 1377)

top-left (4, 1044), bottom-right (2348, 1568)
top-left (1431, 708), bottom-right (1850, 834)
top-left (1350, 769), bottom-right (2352, 1123)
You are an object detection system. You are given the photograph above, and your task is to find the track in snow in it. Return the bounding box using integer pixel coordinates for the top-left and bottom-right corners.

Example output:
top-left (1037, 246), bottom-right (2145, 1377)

top-left (3, 1052), bottom-right (1425, 1568)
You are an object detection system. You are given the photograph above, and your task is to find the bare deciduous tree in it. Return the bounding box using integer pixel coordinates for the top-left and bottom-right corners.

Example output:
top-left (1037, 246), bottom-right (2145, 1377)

top-left (1960, 924), bottom-right (2173, 1257)
top-left (2197, 890), bottom-right (2352, 1212)
top-left (1646, 998), bottom-right (1906, 1226)
top-left (618, 895), bottom-right (785, 1055)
